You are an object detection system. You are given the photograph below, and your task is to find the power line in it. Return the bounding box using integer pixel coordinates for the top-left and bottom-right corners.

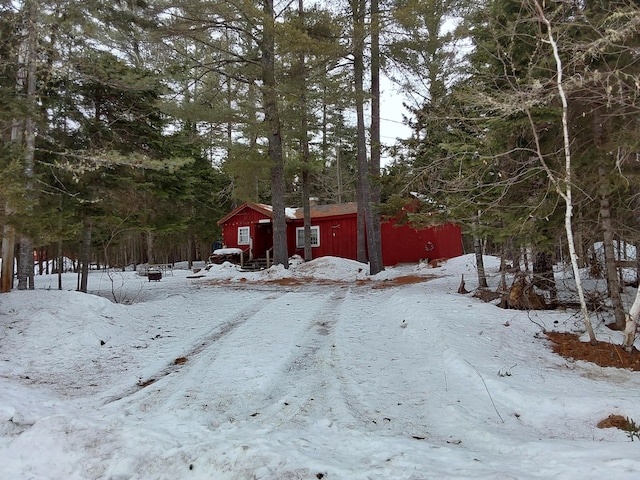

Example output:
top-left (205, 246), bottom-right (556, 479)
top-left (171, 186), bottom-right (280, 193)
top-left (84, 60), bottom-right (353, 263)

top-left (363, 114), bottom-right (407, 125)
top-left (379, 116), bottom-right (406, 125)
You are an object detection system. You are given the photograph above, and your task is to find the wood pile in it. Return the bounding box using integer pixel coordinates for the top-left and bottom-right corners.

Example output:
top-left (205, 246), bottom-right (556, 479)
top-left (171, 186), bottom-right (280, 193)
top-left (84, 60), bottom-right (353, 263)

top-left (208, 253), bottom-right (241, 265)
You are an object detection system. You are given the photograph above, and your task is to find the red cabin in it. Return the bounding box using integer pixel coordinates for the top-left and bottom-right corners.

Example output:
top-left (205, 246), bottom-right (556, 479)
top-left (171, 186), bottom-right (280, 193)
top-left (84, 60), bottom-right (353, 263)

top-left (216, 202), bottom-right (462, 266)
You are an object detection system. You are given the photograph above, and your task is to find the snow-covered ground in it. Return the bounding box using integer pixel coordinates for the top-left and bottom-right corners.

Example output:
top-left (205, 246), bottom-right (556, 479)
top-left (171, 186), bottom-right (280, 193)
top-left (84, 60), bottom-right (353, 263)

top-left (1, 255), bottom-right (639, 480)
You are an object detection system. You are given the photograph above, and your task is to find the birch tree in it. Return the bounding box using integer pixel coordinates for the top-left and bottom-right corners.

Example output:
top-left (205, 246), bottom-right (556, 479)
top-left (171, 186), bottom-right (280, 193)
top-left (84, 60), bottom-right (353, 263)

top-left (528, 0), bottom-right (596, 343)
top-left (454, 0), bottom-right (640, 339)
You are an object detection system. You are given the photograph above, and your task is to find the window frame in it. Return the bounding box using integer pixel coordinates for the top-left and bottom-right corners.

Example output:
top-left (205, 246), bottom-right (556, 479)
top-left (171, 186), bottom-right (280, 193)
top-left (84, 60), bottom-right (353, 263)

top-left (237, 226), bottom-right (250, 245)
top-left (296, 225), bottom-right (320, 248)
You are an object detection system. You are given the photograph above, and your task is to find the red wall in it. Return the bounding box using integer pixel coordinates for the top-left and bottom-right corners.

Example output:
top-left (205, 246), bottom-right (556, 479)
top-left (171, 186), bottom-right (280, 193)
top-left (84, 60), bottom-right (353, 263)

top-left (220, 207), bottom-right (271, 256)
top-left (290, 216), bottom-right (358, 261)
top-left (381, 221), bottom-right (462, 265)
top-left (221, 206), bottom-right (462, 266)
top-left (289, 215), bottom-right (461, 265)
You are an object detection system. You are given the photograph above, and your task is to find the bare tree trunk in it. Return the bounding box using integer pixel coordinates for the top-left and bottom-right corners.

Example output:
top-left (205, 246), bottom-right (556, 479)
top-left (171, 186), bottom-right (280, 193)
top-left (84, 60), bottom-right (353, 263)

top-left (575, 210), bottom-right (586, 268)
top-left (353, 0), bottom-right (368, 265)
top-left (16, 0), bottom-right (37, 291)
top-left (599, 166), bottom-right (626, 329)
top-left (302, 183), bottom-right (312, 262)
top-left (262, 0), bottom-right (288, 267)
top-left (533, 251), bottom-right (558, 303)
top-left (18, 237), bottom-right (34, 290)
top-left (1, 221), bottom-right (15, 293)
top-left (298, 0), bottom-right (312, 262)
top-left (57, 231), bottom-right (63, 290)
top-left (624, 287), bottom-right (640, 352)
top-left (146, 230), bottom-right (155, 265)
top-left (618, 238), bottom-right (625, 292)
top-left (624, 240), bottom-right (640, 351)
top-left (367, 0), bottom-right (384, 275)
top-left (531, 0), bottom-right (597, 343)
top-left (636, 241), bottom-right (640, 287)
top-left (336, 144), bottom-right (342, 204)
top-left (473, 213), bottom-right (488, 288)
top-left (499, 250), bottom-right (507, 293)
top-left (474, 235), bottom-right (488, 289)
top-left (79, 217), bottom-right (92, 293)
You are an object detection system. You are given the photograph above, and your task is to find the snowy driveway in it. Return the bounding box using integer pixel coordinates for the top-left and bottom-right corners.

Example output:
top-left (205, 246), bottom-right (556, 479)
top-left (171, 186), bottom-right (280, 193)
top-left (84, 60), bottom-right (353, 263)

top-left (2, 258), bottom-right (640, 479)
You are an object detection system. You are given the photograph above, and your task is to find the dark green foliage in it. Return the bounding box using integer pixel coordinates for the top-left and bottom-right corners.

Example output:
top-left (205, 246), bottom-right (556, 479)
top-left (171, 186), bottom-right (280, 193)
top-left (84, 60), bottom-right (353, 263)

top-left (36, 40), bottom-right (232, 264)
top-left (9, 0), bottom-right (639, 274)
top-left (385, 0), bottom-right (640, 260)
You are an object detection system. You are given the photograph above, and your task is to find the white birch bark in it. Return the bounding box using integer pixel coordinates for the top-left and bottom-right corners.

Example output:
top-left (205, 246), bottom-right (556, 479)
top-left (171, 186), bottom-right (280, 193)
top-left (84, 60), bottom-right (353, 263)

top-left (532, 0), bottom-right (597, 343)
top-left (624, 286), bottom-right (640, 351)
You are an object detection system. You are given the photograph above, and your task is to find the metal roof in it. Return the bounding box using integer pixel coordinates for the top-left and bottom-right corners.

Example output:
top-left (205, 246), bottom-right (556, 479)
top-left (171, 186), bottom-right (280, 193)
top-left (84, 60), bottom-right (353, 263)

top-left (217, 202), bottom-right (358, 226)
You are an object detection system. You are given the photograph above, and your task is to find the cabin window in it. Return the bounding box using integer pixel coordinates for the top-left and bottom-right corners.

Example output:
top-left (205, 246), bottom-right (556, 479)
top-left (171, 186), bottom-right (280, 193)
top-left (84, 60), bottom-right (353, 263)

top-left (237, 226), bottom-right (250, 245)
top-left (296, 226), bottom-right (320, 248)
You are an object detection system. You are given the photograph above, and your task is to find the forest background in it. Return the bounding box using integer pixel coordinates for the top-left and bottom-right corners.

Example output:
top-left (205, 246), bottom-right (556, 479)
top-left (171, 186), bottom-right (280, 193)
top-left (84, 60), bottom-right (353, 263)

top-left (2, 0), bottom-right (640, 335)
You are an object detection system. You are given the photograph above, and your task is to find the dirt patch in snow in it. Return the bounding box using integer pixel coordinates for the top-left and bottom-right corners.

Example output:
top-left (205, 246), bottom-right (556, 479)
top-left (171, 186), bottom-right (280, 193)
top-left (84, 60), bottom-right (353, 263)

top-left (201, 275), bottom-right (434, 289)
top-left (596, 414), bottom-right (640, 437)
top-left (597, 414), bottom-right (634, 429)
top-left (370, 274), bottom-right (435, 288)
top-left (545, 331), bottom-right (640, 371)
top-left (261, 274), bottom-right (435, 288)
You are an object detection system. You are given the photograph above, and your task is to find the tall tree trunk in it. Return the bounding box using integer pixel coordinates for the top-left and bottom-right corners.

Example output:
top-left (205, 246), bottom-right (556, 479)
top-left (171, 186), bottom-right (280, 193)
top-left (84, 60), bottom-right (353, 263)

top-left (1, 220), bottom-right (15, 293)
top-left (624, 285), bottom-right (640, 352)
top-left (367, 0), bottom-right (384, 275)
top-left (353, 0), bottom-right (369, 265)
top-left (16, 0), bottom-right (38, 290)
top-left (187, 230), bottom-right (193, 269)
top-left (262, 0), bottom-right (288, 267)
top-left (618, 237), bottom-right (624, 290)
top-left (502, 237), bottom-right (515, 288)
top-left (57, 220), bottom-right (63, 290)
top-left (146, 230), bottom-right (155, 265)
top-left (636, 241), bottom-right (640, 287)
top-left (299, 0), bottom-right (312, 262)
top-left (599, 166), bottom-right (626, 329)
top-left (533, 251), bottom-right (557, 303)
top-left (575, 210), bottom-right (586, 268)
top-left (531, 0), bottom-right (597, 343)
top-left (498, 250), bottom-right (507, 293)
top-left (473, 213), bottom-right (488, 288)
top-left (18, 236), bottom-right (34, 290)
top-left (623, 197), bottom-right (640, 352)
top-left (474, 235), bottom-right (488, 288)
top-left (79, 217), bottom-right (92, 293)
top-left (336, 144), bottom-right (342, 204)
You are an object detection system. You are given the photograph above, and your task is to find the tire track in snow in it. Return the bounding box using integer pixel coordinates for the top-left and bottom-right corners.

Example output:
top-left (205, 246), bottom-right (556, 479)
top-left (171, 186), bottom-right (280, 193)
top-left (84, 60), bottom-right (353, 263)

top-left (101, 291), bottom-right (288, 405)
top-left (244, 288), bottom-right (375, 430)
top-left (327, 287), bottom-right (448, 438)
